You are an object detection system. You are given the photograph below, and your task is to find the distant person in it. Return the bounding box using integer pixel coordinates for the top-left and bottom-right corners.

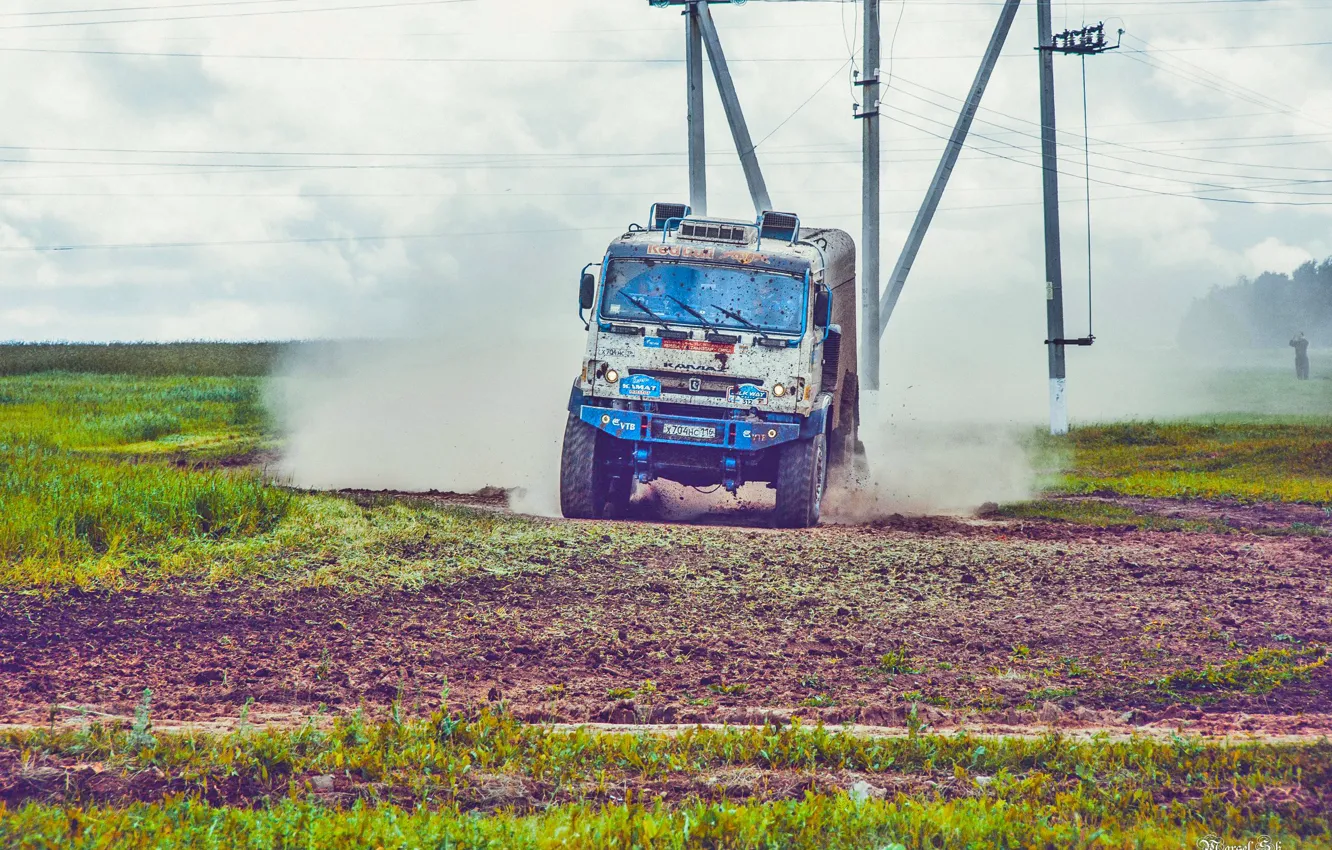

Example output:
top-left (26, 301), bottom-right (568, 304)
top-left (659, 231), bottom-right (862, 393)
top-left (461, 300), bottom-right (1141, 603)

top-left (1290, 332), bottom-right (1310, 380)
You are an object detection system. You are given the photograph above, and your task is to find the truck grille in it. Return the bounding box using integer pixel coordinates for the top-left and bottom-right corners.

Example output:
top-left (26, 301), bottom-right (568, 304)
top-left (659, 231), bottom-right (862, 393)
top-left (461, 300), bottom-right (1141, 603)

top-left (629, 370), bottom-right (762, 399)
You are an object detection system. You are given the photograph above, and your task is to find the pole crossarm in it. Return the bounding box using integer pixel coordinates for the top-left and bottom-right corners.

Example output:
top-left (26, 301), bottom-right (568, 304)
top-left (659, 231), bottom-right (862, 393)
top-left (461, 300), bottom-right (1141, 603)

top-left (877, 0), bottom-right (1021, 341)
top-left (693, 0), bottom-right (773, 215)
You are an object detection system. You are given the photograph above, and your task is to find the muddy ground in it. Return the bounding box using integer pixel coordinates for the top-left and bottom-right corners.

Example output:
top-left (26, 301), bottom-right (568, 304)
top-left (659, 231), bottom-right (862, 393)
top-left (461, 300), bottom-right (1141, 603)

top-left (1, 495), bottom-right (1329, 737)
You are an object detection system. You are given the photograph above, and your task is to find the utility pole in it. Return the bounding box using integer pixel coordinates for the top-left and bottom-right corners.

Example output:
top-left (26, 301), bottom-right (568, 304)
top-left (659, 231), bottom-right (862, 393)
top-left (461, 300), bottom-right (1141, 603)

top-left (857, 0), bottom-right (881, 391)
top-left (1037, 16), bottom-right (1116, 436)
top-left (685, 2), bottom-right (707, 215)
top-left (1035, 0), bottom-right (1068, 436)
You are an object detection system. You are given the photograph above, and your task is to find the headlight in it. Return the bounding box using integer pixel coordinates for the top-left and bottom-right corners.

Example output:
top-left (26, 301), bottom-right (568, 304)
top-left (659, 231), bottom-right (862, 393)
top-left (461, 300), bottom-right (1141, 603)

top-left (772, 383), bottom-right (787, 397)
top-left (604, 368), bottom-right (620, 384)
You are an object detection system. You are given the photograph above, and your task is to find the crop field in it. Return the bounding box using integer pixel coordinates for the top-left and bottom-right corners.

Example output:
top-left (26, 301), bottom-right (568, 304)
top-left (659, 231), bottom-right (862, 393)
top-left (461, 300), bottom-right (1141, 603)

top-left (1, 343), bottom-right (1329, 847)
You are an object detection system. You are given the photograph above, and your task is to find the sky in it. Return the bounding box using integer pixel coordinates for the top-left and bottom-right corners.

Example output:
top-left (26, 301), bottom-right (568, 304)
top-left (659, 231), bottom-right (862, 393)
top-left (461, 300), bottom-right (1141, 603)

top-left (2, 0), bottom-right (1331, 420)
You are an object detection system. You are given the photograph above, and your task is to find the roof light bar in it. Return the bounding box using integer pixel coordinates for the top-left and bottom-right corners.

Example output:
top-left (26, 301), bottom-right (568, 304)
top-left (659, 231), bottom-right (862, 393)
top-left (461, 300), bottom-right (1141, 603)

top-left (678, 219), bottom-right (753, 245)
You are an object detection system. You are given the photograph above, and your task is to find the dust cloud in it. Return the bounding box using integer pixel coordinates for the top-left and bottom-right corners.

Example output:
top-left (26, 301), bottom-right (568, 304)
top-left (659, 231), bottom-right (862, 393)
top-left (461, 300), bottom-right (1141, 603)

top-left (270, 334), bottom-right (575, 516)
top-left (268, 261), bottom-right (1318, 523)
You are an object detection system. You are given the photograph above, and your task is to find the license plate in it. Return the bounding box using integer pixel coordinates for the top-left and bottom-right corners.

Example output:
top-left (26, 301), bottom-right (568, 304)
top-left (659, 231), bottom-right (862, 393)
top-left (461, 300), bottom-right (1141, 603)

top-left (657, 421), bottom-right (720, 442)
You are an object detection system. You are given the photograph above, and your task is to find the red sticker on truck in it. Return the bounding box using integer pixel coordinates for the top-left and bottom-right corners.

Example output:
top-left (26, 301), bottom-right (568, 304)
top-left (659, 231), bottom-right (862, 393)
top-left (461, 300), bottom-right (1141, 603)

top-left (644, 337), bottom-right (735, 354)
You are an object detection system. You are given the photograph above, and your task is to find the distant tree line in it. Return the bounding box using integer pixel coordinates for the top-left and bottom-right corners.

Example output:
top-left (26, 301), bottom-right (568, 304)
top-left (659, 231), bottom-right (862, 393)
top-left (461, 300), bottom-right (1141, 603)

top-left (1180, 258), bottom-right (1332, 349)
top-left (0, 342), bottom-right (292, 376)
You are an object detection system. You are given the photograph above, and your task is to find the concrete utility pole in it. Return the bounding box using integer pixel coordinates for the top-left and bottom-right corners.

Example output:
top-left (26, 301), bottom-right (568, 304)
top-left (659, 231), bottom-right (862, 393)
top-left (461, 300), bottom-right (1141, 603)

top-left (1036, 0), bottom-right (1068, 436)
top-left (694, 1), bottom-right (772, 215)
top-left (879, 0), bottom-right (1021, 336)
top-left (857, 0), bottom-right (881, 391)
top-left (685, 3), bottom-right (707, 215)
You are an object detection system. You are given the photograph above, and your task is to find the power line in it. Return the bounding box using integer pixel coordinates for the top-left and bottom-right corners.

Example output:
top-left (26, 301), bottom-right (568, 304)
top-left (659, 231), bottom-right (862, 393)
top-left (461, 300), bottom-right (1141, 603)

top-left (0, 0), bottom-right (474, 30)
top-left (0, 0), bottom-right (307, 18)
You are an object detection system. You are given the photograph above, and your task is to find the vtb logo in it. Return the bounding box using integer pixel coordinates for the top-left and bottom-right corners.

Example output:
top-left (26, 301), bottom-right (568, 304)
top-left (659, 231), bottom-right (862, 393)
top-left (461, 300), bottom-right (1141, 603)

top-left (688, 377), bottom-right (703, 393)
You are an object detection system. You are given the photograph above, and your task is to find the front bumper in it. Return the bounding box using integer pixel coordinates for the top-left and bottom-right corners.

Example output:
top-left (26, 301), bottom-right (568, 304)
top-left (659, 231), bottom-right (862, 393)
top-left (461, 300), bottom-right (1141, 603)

top-left (578, 405), bottom-right (802, 451)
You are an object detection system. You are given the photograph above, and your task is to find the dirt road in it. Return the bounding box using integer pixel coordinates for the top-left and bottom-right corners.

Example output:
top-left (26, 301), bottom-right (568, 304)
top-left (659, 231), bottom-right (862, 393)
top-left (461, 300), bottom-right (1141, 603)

top-left (2, 496), bottom-right (1329, 737)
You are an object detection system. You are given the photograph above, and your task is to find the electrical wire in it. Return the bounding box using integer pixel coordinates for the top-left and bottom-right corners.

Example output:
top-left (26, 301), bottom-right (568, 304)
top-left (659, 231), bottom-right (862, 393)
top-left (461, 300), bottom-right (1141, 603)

top-left (0, 0), bottom-right (474, 30)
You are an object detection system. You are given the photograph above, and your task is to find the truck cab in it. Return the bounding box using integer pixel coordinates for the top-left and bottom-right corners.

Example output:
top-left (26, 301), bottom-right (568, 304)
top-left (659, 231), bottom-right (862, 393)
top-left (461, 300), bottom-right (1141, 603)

top-left (561, 202), bottom-right (861, 527)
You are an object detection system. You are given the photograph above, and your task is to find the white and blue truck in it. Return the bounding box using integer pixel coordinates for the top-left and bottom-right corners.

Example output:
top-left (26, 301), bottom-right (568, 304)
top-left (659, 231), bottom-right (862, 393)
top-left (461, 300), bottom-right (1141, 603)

top-left (561, 203), bottom-right (863, 527)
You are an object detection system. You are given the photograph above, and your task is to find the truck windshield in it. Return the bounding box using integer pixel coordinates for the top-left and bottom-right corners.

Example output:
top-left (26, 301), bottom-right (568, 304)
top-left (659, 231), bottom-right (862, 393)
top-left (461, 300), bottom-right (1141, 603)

top-left (600, 260), bottom-right (805, 334)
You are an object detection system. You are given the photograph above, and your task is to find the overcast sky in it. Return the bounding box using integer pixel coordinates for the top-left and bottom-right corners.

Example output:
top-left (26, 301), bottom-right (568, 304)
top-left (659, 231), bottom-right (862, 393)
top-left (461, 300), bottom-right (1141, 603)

top-left (2, 0), bottom-right (1330, 363)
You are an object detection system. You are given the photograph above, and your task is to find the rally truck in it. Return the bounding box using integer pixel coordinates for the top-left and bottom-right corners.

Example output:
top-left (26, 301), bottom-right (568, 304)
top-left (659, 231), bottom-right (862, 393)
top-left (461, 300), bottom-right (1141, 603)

top-left (560, 202), bottom-right (862, 528)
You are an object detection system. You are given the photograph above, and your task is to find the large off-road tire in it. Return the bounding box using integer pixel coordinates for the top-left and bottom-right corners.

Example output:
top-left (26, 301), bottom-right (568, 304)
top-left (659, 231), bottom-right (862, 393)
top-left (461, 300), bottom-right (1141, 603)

top-left (774, 432), bottom-right (828, 528)
top-left (560, 411), bottom-right (608, 519)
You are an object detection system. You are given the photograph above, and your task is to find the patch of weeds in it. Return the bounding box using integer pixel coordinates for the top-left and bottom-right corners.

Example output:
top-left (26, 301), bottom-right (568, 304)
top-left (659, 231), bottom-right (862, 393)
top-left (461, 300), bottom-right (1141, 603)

top-left (127, 689), bottom-right (156, 751)
top-left (708, 682), bottom-right (748, 697)
top-left (1010, 644), bottom-right (1031, 662)
top-left (684, 695), bottom-right (713, 707)
top-left (1059, 656), bottom-right (1092, 678)
top-left (1153, 645), bottom-right (1328, 699)
top-left (543, 684), bottom-right (566, 699)
top-left (799, 674), bottom-right (826, 690)
top-left (606, 686), bottom-right (637, 701)
top-left (799, 694), bottom-right (836, 708)
top-left (877, 644), bottom-right (918, 675)
top-left (1027, 686), bottom-right (1078, 703)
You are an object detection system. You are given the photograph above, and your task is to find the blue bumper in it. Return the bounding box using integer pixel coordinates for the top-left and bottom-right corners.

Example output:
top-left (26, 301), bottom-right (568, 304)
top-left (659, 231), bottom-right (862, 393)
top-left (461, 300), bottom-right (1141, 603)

top-left (579, 405), bottom-right (802, 451)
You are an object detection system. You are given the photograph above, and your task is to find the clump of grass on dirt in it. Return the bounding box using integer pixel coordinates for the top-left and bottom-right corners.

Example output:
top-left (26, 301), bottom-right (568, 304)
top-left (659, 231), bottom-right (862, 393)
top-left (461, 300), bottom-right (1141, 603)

top-left (1153, 645), bottom-right (1328, 701)
top-left (994, 498), bottom-right (1222, 532)
top-left (0, 708), bottom-right (1327, 847)
top-left (1047, 420), bottom-right (1332, 504)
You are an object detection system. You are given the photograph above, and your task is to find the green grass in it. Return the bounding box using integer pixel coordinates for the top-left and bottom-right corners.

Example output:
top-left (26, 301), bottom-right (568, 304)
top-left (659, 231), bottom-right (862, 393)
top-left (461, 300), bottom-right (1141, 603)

top-left (1034, 420), bottom-right (1332, 505)
top-left (0, 708), bottom-right (1327, 848)
top-left (1153, 646), bottom-right (1329, 702)
top-left (0, 373), bottom-right (287, 586)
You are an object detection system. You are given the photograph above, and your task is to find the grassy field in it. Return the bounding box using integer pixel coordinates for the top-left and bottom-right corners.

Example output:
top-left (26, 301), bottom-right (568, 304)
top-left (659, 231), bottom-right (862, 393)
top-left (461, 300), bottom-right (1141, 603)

top-left (1, 344), bottom-right (1329, 847)
top-left (1049, 420), bottom-right (1332, 504)
top-left (2, 707), bottom-right (1328, 848)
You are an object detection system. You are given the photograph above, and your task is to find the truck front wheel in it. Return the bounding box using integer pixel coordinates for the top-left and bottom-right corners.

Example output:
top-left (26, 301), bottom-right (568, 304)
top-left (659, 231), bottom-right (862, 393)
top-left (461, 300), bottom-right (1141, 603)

top-left (560, 410), bottom-right (632, 519)
top-left (774, 432), bottom-right (828, 528)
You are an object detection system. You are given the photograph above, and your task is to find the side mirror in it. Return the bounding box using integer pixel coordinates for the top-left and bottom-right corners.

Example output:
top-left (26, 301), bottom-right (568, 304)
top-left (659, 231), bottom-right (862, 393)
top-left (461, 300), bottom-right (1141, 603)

top-left (579, 273), bottom-right (596, 310)
top-left (813, 287), bottom-right (831, 328)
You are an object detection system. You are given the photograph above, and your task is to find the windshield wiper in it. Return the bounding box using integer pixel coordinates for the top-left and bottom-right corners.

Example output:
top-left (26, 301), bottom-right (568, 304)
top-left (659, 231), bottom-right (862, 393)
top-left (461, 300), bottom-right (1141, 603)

top-left (665, 294), bottom-right (711, 325)
top-left (710, 303), bottom-right (770, 339)
top-left (618, 291), bottom-right (667, 324)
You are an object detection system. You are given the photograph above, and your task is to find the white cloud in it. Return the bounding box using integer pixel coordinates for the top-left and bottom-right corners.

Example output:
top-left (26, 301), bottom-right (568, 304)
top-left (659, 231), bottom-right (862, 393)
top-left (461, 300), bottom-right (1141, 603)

top-left (1243, 236), bottom-right (1314, 277)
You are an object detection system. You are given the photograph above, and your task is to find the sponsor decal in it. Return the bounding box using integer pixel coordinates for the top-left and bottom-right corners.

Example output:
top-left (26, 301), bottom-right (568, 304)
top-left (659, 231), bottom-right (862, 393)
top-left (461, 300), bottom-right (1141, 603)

top-left (660, 422), bottom-right (718, 442)
top-left (647, 244), bottom-right (716, 260)
top-left (687, 377), bottom-right (703, 393)
top-left (728, 383), bottom-right (769, 405)
top-left (598, 413), bottom-right (638, 434)
top-left (644, 337), bottom-right (735, 354)
top-left (740, 426), bottom-right (782, 444)
top-left (643, 244), bottom-right (771, 265)
top-left (722, 250), bottom-right (771, 265)
top-left (619, 374), bottom-right (662, 398)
